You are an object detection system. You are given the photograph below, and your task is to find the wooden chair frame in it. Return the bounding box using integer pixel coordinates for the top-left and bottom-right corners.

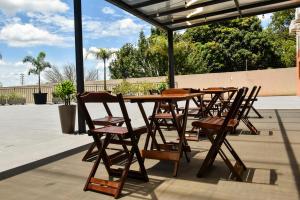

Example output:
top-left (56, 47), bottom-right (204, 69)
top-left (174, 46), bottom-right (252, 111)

top-left (241, 86), bottom-right (261, 134)
top-left (196, 88), bottom-right (248, 181)
top-left (77, 92), bottom-right (148, 198)
top-left (81, 92), bottom-right (125, 161)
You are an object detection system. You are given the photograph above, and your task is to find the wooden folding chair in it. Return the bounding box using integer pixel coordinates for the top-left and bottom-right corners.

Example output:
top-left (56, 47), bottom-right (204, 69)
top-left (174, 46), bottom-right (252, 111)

top-left (81, 92), bottom-right (125, 161)
top-left (192, 88), bottom-right (247, 181)
top-left (240, 86), bottom-right (261, 134)
top-left (77, 92), bottom-right (148, 198)
top-left (249, 86), bottom-right (263, 118)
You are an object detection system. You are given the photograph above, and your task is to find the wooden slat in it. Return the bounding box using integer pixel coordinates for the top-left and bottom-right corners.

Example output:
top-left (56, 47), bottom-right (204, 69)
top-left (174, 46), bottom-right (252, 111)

top-left (90, 177), bottom-right (120, 188)
top-left (141, 150), bottom-right (180, 161)
top-left (87, 183), bottom-right (118, 196)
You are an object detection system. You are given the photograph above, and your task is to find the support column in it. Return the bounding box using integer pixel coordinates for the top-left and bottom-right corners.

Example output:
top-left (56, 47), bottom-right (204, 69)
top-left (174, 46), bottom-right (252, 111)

top-left (167, 30), bottom-right (175, 88)
top-left (297, 34), bottom-right (300, 96)
top-left (73, 0), bottom-right (86, 133)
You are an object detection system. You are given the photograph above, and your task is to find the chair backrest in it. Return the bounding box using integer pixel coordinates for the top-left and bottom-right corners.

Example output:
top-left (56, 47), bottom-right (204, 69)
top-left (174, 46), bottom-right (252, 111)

top-left (237, 86), bottom-right (257, 120)
top-left (161, 88), bottom-right (190, 95)
top-left (244, 86), bottom-right (261, 117)
top-left (77, 92), bottom-right (133, 133)
top-left (221, 88), bottom-right (247, 130)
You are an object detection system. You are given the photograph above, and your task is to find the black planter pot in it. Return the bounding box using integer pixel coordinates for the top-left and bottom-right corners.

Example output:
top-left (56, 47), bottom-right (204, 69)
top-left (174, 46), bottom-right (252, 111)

top-left (33, 93), bottom-right (47, 104)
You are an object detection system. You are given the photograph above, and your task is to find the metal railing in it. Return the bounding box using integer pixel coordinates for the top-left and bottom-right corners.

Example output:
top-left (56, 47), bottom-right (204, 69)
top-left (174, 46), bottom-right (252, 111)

top-left (0, 82), bottom-right (172, 104)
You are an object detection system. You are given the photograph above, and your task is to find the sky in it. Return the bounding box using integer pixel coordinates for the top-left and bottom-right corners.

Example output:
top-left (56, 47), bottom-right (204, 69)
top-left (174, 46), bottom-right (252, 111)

top-left (0, 0), bottom-right (272, 87)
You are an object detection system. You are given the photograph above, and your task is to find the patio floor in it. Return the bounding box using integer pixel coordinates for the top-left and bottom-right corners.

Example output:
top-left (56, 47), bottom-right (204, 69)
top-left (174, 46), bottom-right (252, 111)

top-left (0, 109), bottom-right (299, 200)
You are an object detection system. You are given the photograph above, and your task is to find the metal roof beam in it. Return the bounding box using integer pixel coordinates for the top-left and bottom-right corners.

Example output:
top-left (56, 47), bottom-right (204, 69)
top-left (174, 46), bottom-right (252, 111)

top-left (149, 0), bottom-right (232, 18)
top-left (172, 1), bottom-right (300, 30)
top-left (163, 0), bottom-right (290, 26)
top-left (106, 0), bottom-right (169, 30)
top-left (132, 0), bottom-right (169, 9)
top-left (233, 0), bottom-right (242, 17)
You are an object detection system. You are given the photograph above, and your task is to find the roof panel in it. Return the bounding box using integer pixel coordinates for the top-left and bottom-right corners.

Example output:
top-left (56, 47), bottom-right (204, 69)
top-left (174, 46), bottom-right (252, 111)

top-left (106, 0), bottom-right (300, 30)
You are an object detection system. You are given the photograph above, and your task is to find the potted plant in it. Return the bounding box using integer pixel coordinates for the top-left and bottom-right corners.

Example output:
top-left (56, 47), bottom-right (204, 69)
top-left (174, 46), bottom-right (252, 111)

top-left (23, 52), bottom-right (52, 104)
top-left (54, 80), bottom-right (76, 133)
top-left (0, 94), bottom-right (6, 105)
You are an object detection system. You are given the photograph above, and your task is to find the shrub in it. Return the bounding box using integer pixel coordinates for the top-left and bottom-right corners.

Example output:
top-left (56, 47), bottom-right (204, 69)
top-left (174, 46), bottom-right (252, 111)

top-left (112, 80), bottom-right (138, 95)
top-left (157, 82), bottom-right (167, 92)
top-left (7, 93), bottom-right (26, 105)
top-left (54, 80), bottom-right (76, 105)
top-left (0, 94), bottom-right (6, 105)
top-left (112, 81), bottom-right (168, 95)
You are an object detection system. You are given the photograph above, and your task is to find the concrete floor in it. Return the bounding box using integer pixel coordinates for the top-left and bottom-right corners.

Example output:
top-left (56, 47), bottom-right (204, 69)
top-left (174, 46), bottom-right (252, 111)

top-left (0, 109), bottom-right (299, 200)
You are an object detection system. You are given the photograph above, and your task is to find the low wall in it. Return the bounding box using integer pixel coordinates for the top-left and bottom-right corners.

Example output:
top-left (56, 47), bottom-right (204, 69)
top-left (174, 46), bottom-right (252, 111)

top-left (0, 68), bottom-right (296, 104)
top-left (175, 68), bottom-right (296, 96)
top-left (99, 67), bottom-right (296, 96)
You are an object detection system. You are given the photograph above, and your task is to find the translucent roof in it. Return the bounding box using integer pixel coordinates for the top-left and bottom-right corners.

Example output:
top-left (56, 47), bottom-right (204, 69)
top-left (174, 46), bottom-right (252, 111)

top-left (106, 0), bottom-right (300, 30)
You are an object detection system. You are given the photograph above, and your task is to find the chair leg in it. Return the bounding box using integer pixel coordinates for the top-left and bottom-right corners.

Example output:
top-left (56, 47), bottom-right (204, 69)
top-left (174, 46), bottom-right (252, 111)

top-left (252, 106), bottom-right (263, 118)
top-left (84, 134), bottom-right (111, 191)
top-left (114, 149), bottom-right (134, 198)
top-left (242, 118), bottom-right (259, 135)
top-left (82, 142), bottom-right (97, 161)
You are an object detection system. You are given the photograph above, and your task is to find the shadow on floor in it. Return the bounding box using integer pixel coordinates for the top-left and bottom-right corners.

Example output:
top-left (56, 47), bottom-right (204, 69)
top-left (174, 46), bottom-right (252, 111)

top-left (275, 109), bottom-right (300, 198)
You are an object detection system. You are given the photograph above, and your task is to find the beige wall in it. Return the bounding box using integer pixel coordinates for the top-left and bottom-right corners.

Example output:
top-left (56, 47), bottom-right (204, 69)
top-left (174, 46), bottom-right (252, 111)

top-left (98, 67), bottom-right (296, 96)
top-left (175, 68), bottom-right (296, 96)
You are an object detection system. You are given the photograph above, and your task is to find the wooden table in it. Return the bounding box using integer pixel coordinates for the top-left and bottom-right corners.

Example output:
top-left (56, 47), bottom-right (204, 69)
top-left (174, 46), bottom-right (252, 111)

top-left (202, 88), bottom-right (237, 116)
top-left (125, 93), bottom-right (203, 176)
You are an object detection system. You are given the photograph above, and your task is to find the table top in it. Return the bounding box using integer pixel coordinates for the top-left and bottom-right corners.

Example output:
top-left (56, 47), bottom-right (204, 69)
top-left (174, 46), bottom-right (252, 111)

top-left (202, 88), bottom-right (237, 94)
top-left (124, 93), bottom-right (203, 102)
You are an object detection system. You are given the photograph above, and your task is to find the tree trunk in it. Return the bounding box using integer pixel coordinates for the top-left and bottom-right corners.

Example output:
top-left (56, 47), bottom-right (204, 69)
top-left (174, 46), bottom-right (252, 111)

top-left (38, 72), bottom-right (41, 93)
top-left (104, 59), bottom-right (107, 91)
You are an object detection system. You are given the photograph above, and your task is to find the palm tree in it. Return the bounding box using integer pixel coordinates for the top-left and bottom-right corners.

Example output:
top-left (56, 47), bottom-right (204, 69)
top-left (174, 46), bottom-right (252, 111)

top-left (23, 52), bottom-right (52, 93)
top-left (87, 48), bottom-right (114, 90)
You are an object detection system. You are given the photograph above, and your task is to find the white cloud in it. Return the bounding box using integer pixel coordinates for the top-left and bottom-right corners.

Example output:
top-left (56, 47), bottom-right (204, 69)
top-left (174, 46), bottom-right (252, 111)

top-left (0, 60), bottom-right (35, 86)
top-left (84, 18), bottom-right (145, 38)
top-left (0, 0), bottom-right (69, 15)
top-left (258, 13), bottom-right (273, 28)
top-left (27, 12), bottom-right (74, 33)
top-left (0, 23), bottom-right (67, 47)
top-left (102, 7), bottom-right (115, 15)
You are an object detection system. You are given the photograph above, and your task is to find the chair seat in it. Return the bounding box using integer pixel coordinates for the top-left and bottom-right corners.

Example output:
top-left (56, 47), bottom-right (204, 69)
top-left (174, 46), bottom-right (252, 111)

top-left (93, 116), bottom-right (124, 126)
top-left (89, 126), bottom-right (147, 136)
top-left (153, 113), bottom-right (184, 119)
top-left (192, 116), bottom-right (238, 131)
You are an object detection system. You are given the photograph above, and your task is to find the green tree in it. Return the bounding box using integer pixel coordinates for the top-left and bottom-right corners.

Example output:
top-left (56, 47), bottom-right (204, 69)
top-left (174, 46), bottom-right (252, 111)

top-left (23, 52), bottom-right (52, 93)
top-left (184, 16), bottom-right (281, 72)
top-left (267, 9), bottom-right (296, 67)
top-left (87, 48), bottom-right (114, 90)
top-left (110, 43), bottom-right (142, 79)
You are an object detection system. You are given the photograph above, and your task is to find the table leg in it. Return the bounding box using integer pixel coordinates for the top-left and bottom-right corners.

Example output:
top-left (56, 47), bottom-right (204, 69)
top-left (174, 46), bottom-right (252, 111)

top-left (204, 93), bottom-right (221, 117)
top-left (137, 102), bottom-right (160, 151)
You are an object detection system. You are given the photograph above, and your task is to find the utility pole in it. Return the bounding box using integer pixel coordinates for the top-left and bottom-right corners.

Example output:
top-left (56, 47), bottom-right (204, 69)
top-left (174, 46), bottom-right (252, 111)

top-left (245, 59), bottom-right (248, 71)
top-left (20, 73), bottom-right (25, 86)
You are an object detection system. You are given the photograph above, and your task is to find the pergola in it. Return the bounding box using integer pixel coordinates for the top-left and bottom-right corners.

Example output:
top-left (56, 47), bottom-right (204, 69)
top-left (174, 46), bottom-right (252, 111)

top-left (73, 0), bottom-right (300, 132)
